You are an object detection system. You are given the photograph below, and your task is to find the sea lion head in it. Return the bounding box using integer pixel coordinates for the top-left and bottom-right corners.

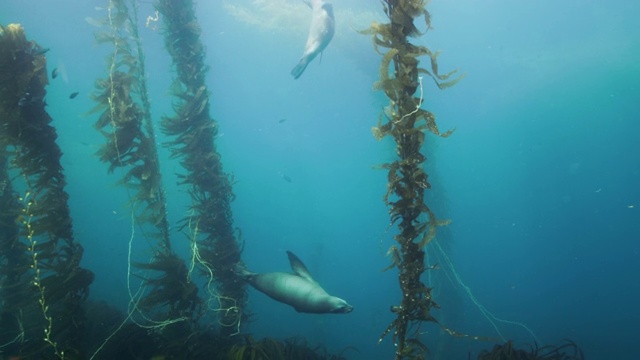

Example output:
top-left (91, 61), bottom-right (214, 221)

top-left (327, 296), bottom-right (353, 314)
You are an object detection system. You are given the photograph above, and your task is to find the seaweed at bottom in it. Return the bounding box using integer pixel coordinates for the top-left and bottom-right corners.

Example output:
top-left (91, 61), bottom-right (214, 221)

top-left (477, 340), bottom-right (585, 360)
top-left (83, 300), bottom-right (349, 360)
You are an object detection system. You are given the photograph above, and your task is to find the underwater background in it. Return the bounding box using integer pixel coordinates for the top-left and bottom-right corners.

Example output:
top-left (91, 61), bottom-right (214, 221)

top-left (1, 0), bottom-right (639, 359)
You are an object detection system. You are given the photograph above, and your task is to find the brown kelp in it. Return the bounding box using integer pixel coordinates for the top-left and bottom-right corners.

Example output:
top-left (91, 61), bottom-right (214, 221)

top-left (361, 1), bottom-right (462, 359)
top-left (477, 340), bottom-right (585, 360)
top-left (0, 23), bottom-right (93, 358)
top-left (89, 0), bottom-right (200, 325)
top-left (155, 0), bottom-right (247, 336)
top-left (228, 336), bottom-right (349, 360)
top-left (90, 0), bottom-right (170, 247)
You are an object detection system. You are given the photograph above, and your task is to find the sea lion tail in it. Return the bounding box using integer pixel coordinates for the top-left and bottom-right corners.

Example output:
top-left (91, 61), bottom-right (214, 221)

top-left (291, 57), bottom-right (309, 79)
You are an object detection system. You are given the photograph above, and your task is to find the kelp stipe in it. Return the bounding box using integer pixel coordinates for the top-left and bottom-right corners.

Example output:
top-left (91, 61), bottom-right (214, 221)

top-left (361, 1), bottom-right (462, 358)
top-left (0, 23), bottom-right (93, 359)
top-left (156, 0), bottom-right (247, 337)
top-left (89, 0), bottom-right (200, 331)
top-left (0, 153), bottom-right (28, 356)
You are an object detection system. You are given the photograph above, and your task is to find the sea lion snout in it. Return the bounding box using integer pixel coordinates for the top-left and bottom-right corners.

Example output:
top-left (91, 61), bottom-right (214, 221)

top-left (329, 297), bottom-right (353, 313)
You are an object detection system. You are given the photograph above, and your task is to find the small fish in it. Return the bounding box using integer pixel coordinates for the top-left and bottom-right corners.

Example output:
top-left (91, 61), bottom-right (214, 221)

top-left (278, 118), bottom-right (287, 124)
top-left (51, 68), bottom-right (58, 79)
top-left (277, 171), bottom-right (292, 183)
top-left (69, 92), bottom-right (79, 99)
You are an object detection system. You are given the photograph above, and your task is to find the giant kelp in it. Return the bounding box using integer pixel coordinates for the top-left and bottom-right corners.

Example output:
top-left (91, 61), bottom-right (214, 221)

top-left (89, 0), bottom-right (201, 328)
top-left (155, 0), bottom-right (247, 337)
top-left (361, 1), bottom-right (462, 359)
top-left (0, 23), bottom-right (93, 358)
top-left (90, 0), bottom-right (170, 247)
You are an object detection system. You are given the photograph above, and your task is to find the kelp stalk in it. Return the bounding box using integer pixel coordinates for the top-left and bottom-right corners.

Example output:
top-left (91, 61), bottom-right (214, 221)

top-left (156, 0), bottom-right (247, 336)
top-left (362, 1), bottom-right (462, 359)
top-left (0, 151), bottom-right (28, 356)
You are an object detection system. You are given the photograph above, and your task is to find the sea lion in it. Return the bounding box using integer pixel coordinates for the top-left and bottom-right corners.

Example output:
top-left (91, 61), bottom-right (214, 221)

top-left (291, 0), bottom-right (335, 79)
top-left (237, 251), bottom-right (353, 314)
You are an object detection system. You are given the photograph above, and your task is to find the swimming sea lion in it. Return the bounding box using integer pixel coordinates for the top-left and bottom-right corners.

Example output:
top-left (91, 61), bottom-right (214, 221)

top-left (237, 251), bottom-right (353, 314)
top-left (291, 0), bottom-right (335, 79)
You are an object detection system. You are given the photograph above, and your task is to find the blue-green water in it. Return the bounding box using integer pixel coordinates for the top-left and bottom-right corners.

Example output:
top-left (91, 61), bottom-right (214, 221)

top-left (2, 0), bottom-right (639, 359)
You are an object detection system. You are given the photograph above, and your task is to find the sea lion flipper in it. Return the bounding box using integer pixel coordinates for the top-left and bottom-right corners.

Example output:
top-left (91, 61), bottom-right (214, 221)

top-left (233, 262), bottom-right (256, 280)
top-left (291, 58), bottom-right (308, 79)
top-left (286, 251), bottom-right (316, 283)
